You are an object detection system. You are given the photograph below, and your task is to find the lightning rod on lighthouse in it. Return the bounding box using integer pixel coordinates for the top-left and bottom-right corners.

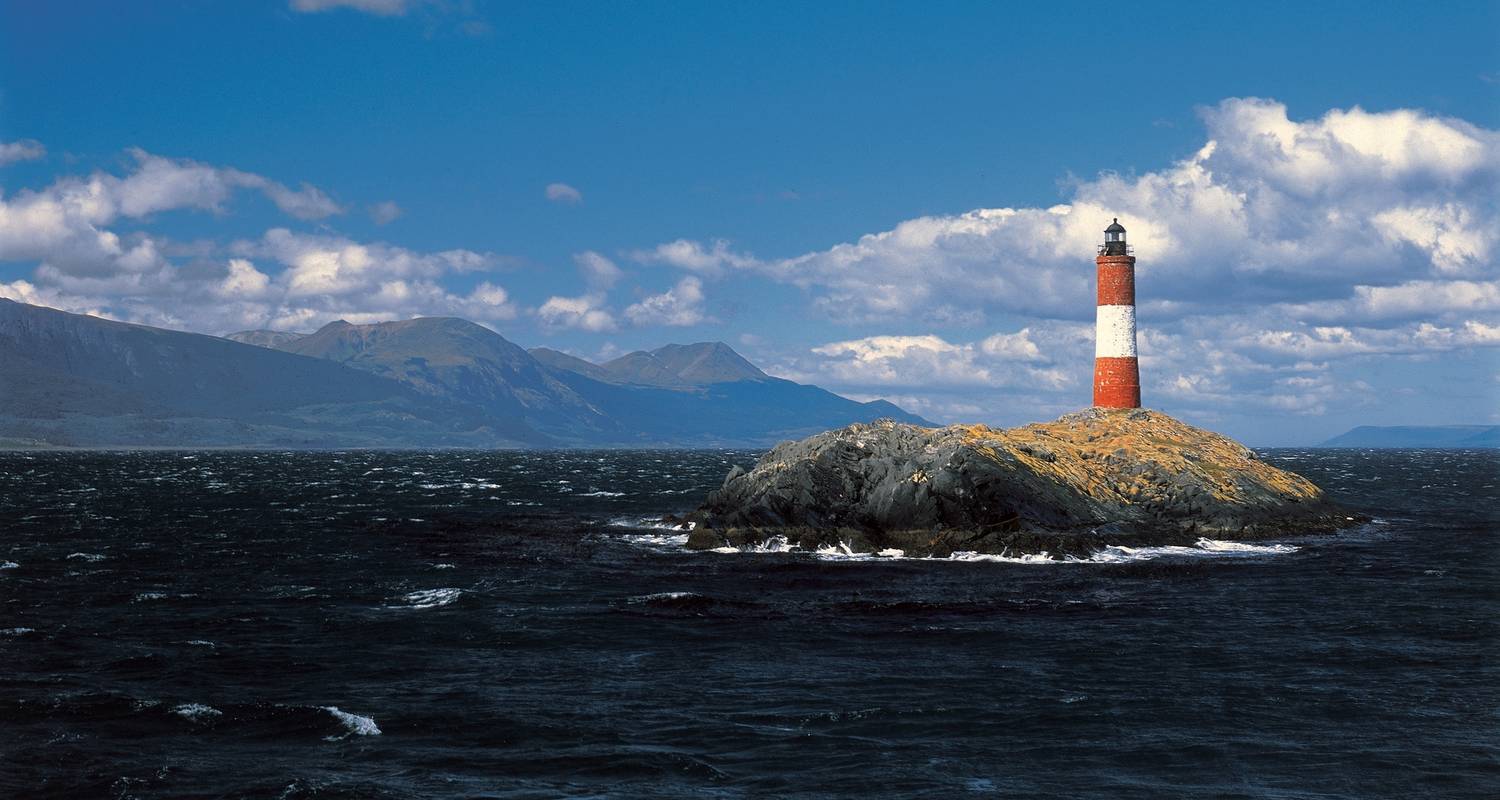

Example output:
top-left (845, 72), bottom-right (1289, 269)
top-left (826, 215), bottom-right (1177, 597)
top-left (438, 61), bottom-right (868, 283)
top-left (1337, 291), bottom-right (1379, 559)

top-left (1093, 218), bottom-right (1141, 408)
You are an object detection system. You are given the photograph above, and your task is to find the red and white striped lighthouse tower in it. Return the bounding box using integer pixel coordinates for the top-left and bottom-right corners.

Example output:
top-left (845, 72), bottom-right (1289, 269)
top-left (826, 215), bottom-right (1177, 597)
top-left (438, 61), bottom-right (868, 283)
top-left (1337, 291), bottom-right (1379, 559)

top-left (1093, 218), bottom-right (1141, 408)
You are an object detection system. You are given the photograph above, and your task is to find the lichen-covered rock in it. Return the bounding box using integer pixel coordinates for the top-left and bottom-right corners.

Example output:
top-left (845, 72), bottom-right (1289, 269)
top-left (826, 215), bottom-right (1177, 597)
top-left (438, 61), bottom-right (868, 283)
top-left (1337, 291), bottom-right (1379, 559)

top-left (686, 408), bottom-right (1360, 558)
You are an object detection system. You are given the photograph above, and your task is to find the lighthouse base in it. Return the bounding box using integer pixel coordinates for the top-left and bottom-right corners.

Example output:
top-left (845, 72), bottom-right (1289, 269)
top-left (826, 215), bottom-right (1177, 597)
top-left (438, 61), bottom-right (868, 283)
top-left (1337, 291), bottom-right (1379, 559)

top-left (1093, 356), bottom-right (1141, 409)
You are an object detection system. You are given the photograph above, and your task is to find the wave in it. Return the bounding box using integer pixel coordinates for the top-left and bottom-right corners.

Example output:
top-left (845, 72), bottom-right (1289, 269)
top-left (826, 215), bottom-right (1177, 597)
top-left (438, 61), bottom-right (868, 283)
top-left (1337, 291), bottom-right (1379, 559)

top-left (622, 591), bottom-right (761, 615)
top-left (698, 536), bottom-right (1299, 565)
top-left (628, 591), bottom-right (701, 604)
top-left (711, 534), bottom-right (795, 554)
top-left (172, 703), bottom-right (223, 722)
top-left (397, 588), bottom-right (462, 609)
top-left (1080, 539), bottom-right (1299, 563)
top-left (580, 490), bottom-right (626, 497)
top-left (322, 706), bottom-right (381, 738)
top-left (66, 552), bottom-right (106, 562)
top-left (609, 516), bottom-right (694, 531)
top-left (1, 560), bottom-right (17, 570)
top-left (618, 532), bottom-right (691, 549)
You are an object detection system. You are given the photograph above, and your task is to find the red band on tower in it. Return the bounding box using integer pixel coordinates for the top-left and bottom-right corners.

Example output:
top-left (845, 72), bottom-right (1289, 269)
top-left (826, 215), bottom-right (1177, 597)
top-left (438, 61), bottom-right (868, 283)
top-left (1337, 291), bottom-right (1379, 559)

top-left (1096, 261), bottom-right (1135, 306)
top-left (1093, 357), bottom-right (1141, 408)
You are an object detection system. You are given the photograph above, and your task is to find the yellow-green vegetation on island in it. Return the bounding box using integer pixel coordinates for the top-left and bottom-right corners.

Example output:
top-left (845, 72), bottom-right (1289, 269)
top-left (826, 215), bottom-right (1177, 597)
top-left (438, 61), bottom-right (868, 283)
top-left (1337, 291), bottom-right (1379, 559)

top-left (684, 408), bottom-right (1361, 558)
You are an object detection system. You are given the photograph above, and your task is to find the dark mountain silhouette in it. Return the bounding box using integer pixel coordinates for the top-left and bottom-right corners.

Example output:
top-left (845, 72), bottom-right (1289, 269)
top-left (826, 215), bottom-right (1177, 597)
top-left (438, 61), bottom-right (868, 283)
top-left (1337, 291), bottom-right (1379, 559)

top-left (597, 342), bottom-right (768, 386)
top-left (1320, 425), bottom-right (1499, 448)
top-left (527, 343), bottom-right (931, 446)
top-left (262, 318), bottom-right (933, 445)
top-left (0, 300), bottom-right (933, 448)
top-left (277, 318), bottom-right (611, 440)
top-left (529, 347), bottom-right (616, 383)
top-left (0, 299), bottom-right (543, 447)
top-left (225, 329), bottom-right (307, 348)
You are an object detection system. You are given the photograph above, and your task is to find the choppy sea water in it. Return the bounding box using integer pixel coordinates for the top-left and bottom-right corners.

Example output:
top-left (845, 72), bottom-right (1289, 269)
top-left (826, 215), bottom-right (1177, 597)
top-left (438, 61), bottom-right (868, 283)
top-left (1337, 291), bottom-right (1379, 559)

top-left (0, 448), bottom-right (1496, 799)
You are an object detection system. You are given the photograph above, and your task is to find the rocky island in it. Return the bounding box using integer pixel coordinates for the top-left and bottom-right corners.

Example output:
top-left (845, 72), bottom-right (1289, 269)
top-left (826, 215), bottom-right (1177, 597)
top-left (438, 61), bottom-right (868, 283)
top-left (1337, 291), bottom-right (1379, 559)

top-left (685, 408), bottom-right (1361, 559)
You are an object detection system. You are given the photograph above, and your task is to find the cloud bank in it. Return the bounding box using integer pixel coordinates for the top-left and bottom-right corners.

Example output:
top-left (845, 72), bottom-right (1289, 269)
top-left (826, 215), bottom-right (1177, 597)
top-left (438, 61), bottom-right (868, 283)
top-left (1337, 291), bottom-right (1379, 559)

top-left (639, 98), bottom-right (1500, 425)
top-left (0, 140), bottom-right (46, 166)
top-left (1, 98), bottom-right (1494, 433)
top-left (0, 148), bottom-right (509, 333)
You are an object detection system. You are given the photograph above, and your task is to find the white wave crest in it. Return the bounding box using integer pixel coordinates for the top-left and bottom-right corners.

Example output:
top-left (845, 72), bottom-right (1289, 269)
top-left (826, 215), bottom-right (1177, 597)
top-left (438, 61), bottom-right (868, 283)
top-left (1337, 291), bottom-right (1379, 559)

top-left (811, 543), bottom-right (908, 561)
top-left (1194, 538), bottom-right (1300, 554)
top-left (172, 703), bottom-right (222, 722)
top-left (1, 560), bottom-right (18, 570)
top-left (948, 550), bottom-right (1060, 564)
top-left (1080, 538), bottom-right (1299, 563)
top-left (711, 534), bottom-right (795, 554)
top-left (609, 516), bottom-right (693, 531)
top-left (620, 532), bottom-right (691, 549)
top-left (66, 552), bottom-right (106, 562)
top-left (322, 706), bottom-right (381, 738)
top-left (580, 490), bottom-right (626, 497)
top-left (628, 591), bottom-right (700, 604)
top-left (398, 588), bottom-right (462, 609)
top-left (698, 535), bottom-right (1298, 565)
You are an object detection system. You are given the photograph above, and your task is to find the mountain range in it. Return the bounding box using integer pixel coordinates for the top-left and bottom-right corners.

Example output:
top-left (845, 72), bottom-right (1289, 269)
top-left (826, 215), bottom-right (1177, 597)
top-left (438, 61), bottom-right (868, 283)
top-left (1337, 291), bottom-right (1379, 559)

top-left (0, 298), bottom-right (930, 448)
top-left (1319, 425), bottom-right (1500, 448)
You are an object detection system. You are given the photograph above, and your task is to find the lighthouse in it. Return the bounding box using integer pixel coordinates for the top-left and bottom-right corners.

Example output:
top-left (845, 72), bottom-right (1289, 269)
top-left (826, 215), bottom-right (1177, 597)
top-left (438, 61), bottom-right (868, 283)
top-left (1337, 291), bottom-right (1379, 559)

top-left (1093, 218), bottom-right (1141, 408)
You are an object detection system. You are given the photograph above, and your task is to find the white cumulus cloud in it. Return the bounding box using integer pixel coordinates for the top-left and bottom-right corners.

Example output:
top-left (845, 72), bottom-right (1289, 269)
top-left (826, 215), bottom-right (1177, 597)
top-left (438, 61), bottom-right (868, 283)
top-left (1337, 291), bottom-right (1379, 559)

top-left (369, 200), bottom-right (403, 225)
top-left (638, 98), bottom-right (1499, 326)
top-left (574, 250), bottom-right (622, 290)
top-left (0, 139), bottom-right (45, 166)
top-left (537, 294), bottom-right (617, 332)
top-left (545, 182), bottom-right (583, 205)
top-left (807, 330), bottom-right (1072, 390)
top-left (625, 276), bottom-right (709, 327)
top-left (289, 0), bottom-right (414, 15)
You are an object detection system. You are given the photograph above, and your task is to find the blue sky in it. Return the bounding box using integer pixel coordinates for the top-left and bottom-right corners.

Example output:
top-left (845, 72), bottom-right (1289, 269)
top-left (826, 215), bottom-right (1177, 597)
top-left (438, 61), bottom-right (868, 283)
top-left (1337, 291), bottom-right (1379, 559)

top-left (1, 0), bottom-right (1497, 444)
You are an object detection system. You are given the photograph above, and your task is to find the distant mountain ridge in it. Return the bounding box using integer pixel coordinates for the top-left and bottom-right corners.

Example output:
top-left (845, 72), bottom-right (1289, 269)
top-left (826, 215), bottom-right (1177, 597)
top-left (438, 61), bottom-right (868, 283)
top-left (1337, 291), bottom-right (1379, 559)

top-left (0, 299), bottom-right (533, 448)
top-left (275, 318), bottom-right (608, 439)
top-left (1, 300), bottom-right (931, 448)
top-left (1320, 425), bottom-right (1499, 448)
top-left (595, 342), bottom-right (768, 386)
top-left (225, 329), bottom-right (306, 348)
top-left (240, 317), bottom-right (932, 446)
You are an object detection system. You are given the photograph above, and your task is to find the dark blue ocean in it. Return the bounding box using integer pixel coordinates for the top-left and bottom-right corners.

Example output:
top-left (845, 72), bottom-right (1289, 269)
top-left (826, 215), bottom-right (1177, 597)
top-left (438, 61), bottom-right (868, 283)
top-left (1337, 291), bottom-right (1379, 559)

top-left (1, 448), bottom-right (1496, 798)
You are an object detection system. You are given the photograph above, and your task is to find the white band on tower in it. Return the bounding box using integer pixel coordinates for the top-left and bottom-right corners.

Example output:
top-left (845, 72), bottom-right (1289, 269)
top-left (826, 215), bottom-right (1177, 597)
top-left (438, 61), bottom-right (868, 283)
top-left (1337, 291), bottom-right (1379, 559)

top-left (1094, 304), bottom-right (1137, 358)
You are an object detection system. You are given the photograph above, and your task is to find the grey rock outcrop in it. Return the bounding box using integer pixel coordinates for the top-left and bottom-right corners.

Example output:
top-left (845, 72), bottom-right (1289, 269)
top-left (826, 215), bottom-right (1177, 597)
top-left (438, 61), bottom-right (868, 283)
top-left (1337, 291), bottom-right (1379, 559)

top-left (686, 409), bottom-right (1360, 558)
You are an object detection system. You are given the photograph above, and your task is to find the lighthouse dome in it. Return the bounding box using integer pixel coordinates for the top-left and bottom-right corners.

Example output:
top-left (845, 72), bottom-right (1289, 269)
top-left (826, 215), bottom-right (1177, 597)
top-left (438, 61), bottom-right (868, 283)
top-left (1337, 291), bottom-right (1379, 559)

top-left (1101, 218), bottom-right (1129, 255)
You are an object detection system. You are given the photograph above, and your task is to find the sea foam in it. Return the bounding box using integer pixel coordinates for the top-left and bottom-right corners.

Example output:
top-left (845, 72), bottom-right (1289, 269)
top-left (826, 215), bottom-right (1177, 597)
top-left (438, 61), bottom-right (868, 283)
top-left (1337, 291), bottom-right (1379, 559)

top-left (689, 535), bottom-right (1298, 564)
top-left (172, 703), bottom-right (223, 722)
top-left (322, 706), bottom-right (382, 738)
top-left (398, 588), bottom-right (462, 609)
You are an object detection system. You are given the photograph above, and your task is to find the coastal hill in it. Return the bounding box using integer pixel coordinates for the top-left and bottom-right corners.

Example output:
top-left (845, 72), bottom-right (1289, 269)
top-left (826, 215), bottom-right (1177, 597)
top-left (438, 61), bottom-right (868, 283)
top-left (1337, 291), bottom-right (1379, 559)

top-left (0, 299), bottom-right (530, 448)
top-left (1320, 425), bottom-right (1499, 448)
top-left (687, 408), bottom-right (1358, 557)
top-left (235, 317), bottom-right (931, 446)
top-left (272, 318), bottom-right (611, 441)
top-left (0, 299), bottom-right (929, 448)
top-left (587, 342), bottom-right (769, 386)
